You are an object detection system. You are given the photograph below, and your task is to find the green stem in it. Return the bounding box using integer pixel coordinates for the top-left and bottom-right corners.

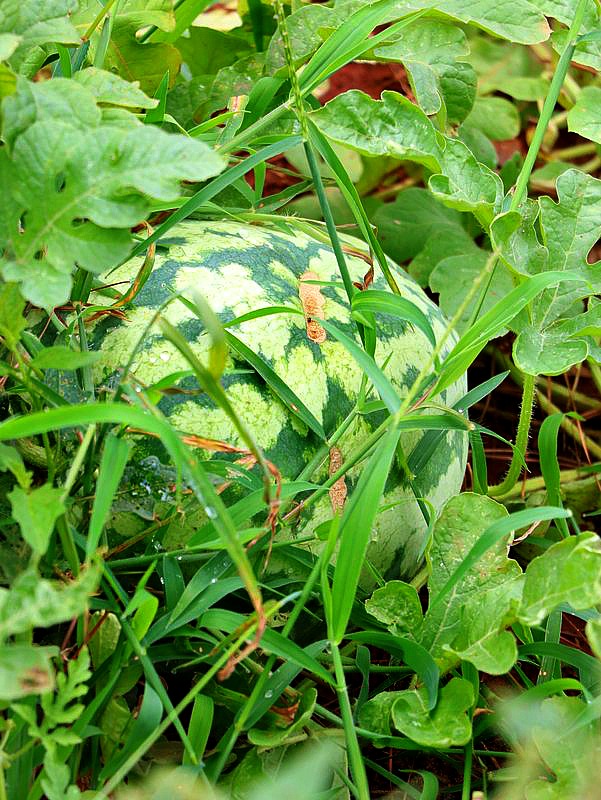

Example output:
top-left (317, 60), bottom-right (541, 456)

top-left (82, 0), bottom-right (120, 41)
top-left (331, 642), bottom-right (370, 800)
top-left (462, 741), bottom-right (473, 800)
top-left (489, 374), bottom-right (536, 497)
top-left (589, 358), bottom-right (601, 395)
top-left (551, 142), bottom-right (598, 161)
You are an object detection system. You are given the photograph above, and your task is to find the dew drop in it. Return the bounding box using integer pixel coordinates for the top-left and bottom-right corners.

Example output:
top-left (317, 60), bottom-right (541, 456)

top-left (210, 577), bottom-right (218, 584)
top-left (148, 355), bottom-right (158, 364)
top-left (264, 690), bottom-right (273, 699)
top-left (160, 351), bottom-right (171, 362)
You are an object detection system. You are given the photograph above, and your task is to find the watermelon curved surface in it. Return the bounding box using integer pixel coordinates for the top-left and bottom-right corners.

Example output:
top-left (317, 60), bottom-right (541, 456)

top-left (89, 220), bottom-right (468, 581)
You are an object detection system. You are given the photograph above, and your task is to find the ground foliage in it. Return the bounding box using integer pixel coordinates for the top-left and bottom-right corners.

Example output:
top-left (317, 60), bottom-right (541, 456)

top-left (0, 0), bottom-right (601, 798)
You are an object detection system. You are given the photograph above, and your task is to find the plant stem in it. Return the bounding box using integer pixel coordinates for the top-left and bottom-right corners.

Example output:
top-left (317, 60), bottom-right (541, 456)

top-left (462, 741), bottom-right (473, 800)
top-left (489, 374), bottom-right (536, 496)
top-left (82, 0), bottom-right (120, 41)
top-left (331, 642), bottom-right (370, 800)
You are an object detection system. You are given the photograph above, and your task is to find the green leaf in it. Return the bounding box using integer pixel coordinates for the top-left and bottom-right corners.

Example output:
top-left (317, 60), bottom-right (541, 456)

top-left (74, 0), bottom-right (177, 34)
top-left (0, 78), bottom-right (225, 307)
top-left (351, 290), bottom-right (437, 349)
top-left (100, 20), bottom-right (182, 95)
top-left (519, 534), bottom-right (601, 626)
top-left (31, 346), bottom-right (103, 371)
top-left (365, 580), bottom-right (423, 635)
top-left (0, 644), bottom-right (58, 700)
top-left (372, 188), bottom-right (473, 278)
top-left (0, 443), bottom-right (32, 489)
top-left (0, 0), bottom-right (79, 74)
top-left (310, 89), bottom-right (442, 171)
top-left (522, 696), bottom-right (601, 799)
top-left (419, 493), bottom-right (522, 674)
top-left (0, 564), bottom-right (101, 640)
top-left (429, 249), bottom-right (515, 335)
top-left (511, 169), bottom-right (601, 374)
top-left (0, 282), bottom-right (27, 349)
top-left (0, 33), bottom-right (20, 62)
top-left (391, 677), bottom-right (474, 747)
top-left (468, 35), bottom-right (550, 98)
top-left (463, 96), bottom-right (521, 140)
top-left (330, 423), bottom-right (403, 642)
top-left (373, 18), bottom-right (476, 122)
top-left (397, 0), bottom-right (550, 44)
top-left (429, 136), bottom-right (504, 227)
top-left (8, 483), bottom-right (65, 555)
top-left (73, 67), bottom-right (158, 109)
top-left (513, 303), bottom-right (601, 375)
top-left (265, 3), bottom-right (335, 72)
top-left (349, 631), bottom-right (439, 711)
top-left (568, 85), bottom-right (601, 144)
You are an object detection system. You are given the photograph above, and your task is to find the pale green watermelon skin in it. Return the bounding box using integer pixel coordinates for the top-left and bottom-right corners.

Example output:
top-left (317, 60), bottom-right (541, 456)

top-left (90, 220), bottom-right (468, 579)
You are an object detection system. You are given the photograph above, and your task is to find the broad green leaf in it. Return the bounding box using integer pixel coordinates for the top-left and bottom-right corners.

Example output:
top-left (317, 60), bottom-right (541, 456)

top-left (429, 249), bottom-right (515, 334)
top-left (178, 26), bottom-right (252, 76)
top-left (437, 270), bottom-right (583, 393)
top-left (73, 0), bottom-right (177, 34)
top-left (509, 169), bottom-right (601, 374)
top-left (0, 644), bottom-right (58, 700)
top-left (463, 96), bottom-right (521, 140)
top-left (523, 696), bottom-right (601, 799)
top-left (96, 22), bottom-right (181, 96)
top-left (8, 483), bottom-right (65, 555)
top-left (535, 169), bottom-right (601, 321)
top-left (419, 493), bottom-right (522, 674)
top-left (490, 202), bottom-right (549, 278)
top-left (586, 617), bottom-right (601, 661)
top-left (567, 86), bottom-right (601, 144)
top-left (0, 443), bottom-right (31, 489)
top-left (429, 136), bottom-right (504, 227)
top-left (311, 89), bottom-right (442, 171)
top-left (0, 78), bottom-right (225, 307)
top-left (372, 187), bottom-right (476, 284)
top-left (359, 690), bottom-right (404, 736)
top-left (534, 0), bottom-right (601, 70)
top-left (514, 303), bottom-right (601, 375)
top-left (468, 35), bottom-right (549, 99)
top-left (0, 33), bottom-right (20, 62)
top-left (392, 0), bottom-right (550, 44)
top-left (73, 67), bottom-right (158, 109)
top-left (391, 677), bottom-right (473, 747)
top-left (373, 18), bottom-right (476, 122)
top-left (0, 0), bottom-right (79, 74)
top-left (0, 564), bottom-right (100, 640)
top-left (519, 534), bottom-right (601, 626)
top-left (365, 580), bottom-right (423, 635)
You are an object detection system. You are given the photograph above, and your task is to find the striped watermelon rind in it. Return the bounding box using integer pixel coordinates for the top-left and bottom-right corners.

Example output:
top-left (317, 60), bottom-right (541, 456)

top-left (87, 220), bottom-right (468, 580)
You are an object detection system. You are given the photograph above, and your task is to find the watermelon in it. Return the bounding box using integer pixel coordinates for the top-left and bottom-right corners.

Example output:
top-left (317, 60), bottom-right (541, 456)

top-left (88, 220), bottom-right (468, 581)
